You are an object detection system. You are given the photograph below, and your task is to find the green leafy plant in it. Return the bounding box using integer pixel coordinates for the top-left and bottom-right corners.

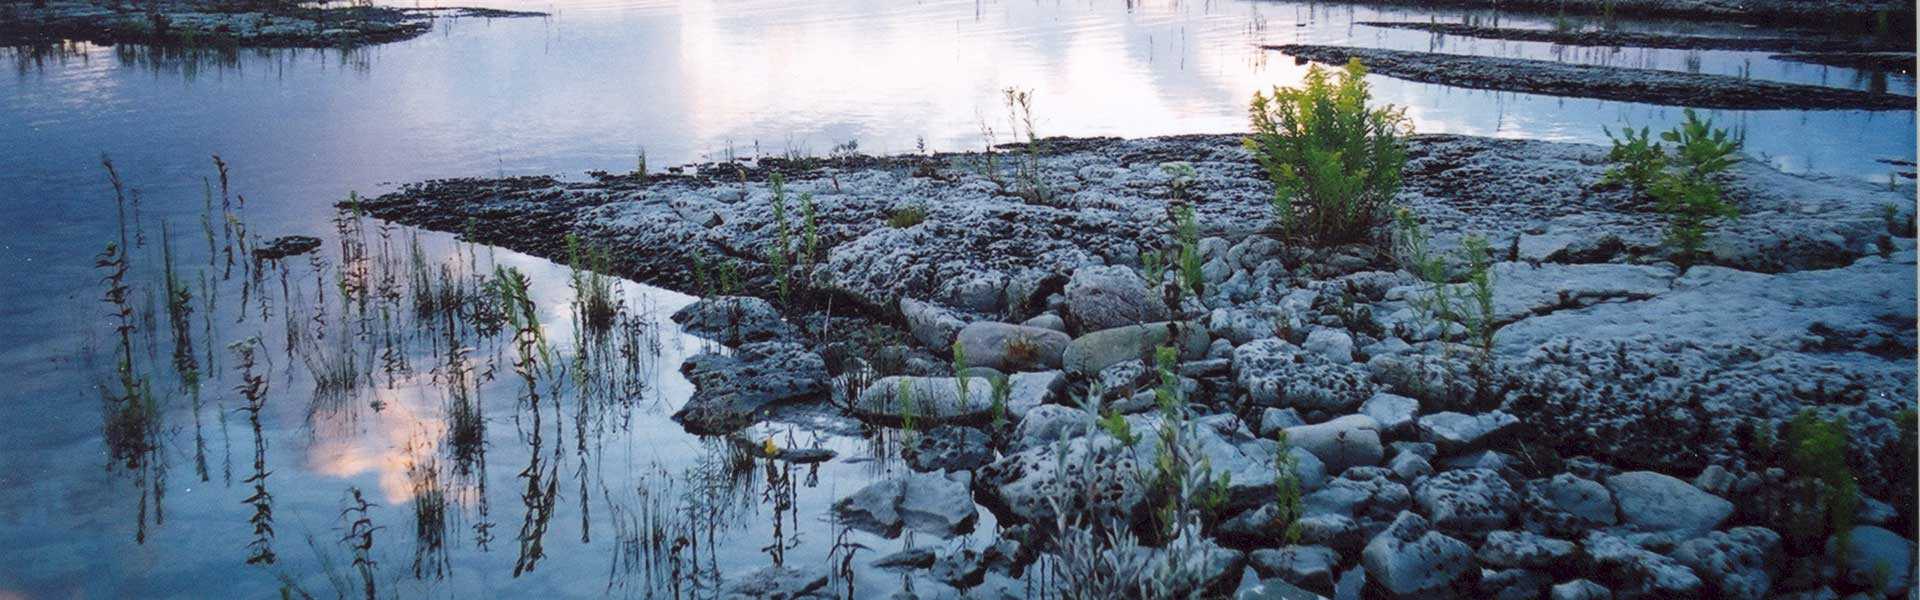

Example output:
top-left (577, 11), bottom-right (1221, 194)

top-left (1271, 430), bottom-right (1302, 543)
top-left (1776, 410), bottom-right (1860, 551)
top-left (895, 378), bottom-right (917, 434)
top-left (1246, 59), bottom-right (1411, 246)
top-left (887, 205), bottom-right (926, 228)
top-left (1601, 125), bottom-right (1666, 197)
top-left (1172, 204), bottom-right (1204, 296)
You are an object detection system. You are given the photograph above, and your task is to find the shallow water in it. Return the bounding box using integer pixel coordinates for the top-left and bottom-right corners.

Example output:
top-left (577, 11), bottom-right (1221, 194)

top-left (0, 0), bottom-right (1914, 596)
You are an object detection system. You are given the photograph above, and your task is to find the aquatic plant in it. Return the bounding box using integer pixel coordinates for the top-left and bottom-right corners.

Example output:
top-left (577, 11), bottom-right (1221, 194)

top-left (233, 337), bottom-right (277, 566)
top-left (339, 487), bottom-right (381, 600)
top-left (1246, 59), bottom-right (1411, 246)
top-left (409, 455), bottom-right (450, 579)
top-left (565, 234), bottom-right (620, 333)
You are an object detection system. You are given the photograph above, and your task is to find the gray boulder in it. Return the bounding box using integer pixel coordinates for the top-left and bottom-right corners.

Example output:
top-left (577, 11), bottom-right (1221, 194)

top-left (1414, 468), bottom-right (1520, 534)
top-left (853, 376), bottom-right (998, 424)
top-left (1417, 411), bottom-right (1517, 454)
top-left (1361, 511), bottom-right (1475, 597)
top-left (1582, 531), bottom-right (1703, 598)
top-left (1361, 392), bottom-right (1420, 434)
top-left (900, 297), bottom-right (968, 350)
top-left (1477, 530), bottom-right (1575, 568)
top-left (976, 433), bottom-right (1145, 525)
top-left (1249, 546), bottom-right (1341, 593)
top-left (1010, 404), bottom-right (1091, 452)
top-left (1304, 328), bottom-right (1356, 364)
top-left (1549, 579), bottom-right (1612, 600)
top-left (955, 321), bottom-right (1071, 371)
top-left (1523, 473), bottom-right (1618, 534)
top-left (1283, 415), bottom-right (1384, 472)
top-left (1003, 370), bottom-right (1066, 419)
top-left (1062, 321), bottom-right (1209, 376)
top-left (1673, 527), bottom-right (1779, 600)
top-left (1605, 471), bottom-right (1732, 534)
top-left (831, 470), bottom-right (978, 538)
top-left (1826, 525), bottom-right (1914, 596)
top-left (1234, 338), bottom-right (1377, 411)
top-left (1065, 265), bottom-right (1170, 332)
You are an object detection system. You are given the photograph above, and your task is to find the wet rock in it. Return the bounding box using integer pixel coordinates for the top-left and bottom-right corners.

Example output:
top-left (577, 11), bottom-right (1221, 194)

top-left (1361, 392), bottom-right (1419, 435)
top-left (1582, 530), bottom-right (1703, 598)
top-left (1361, 511), bottom-right (1476, 597)
top-left (719, 565), bottom-right (828, 599)
top-left (1477, 530), bottom-right (1575, 569)
top-left (1064, 265), bottom-right (1169, 332)
top-left (1284, 415), bottom-right (1384, 472)
top-left (253, 235), bottom-right (323, 260)
top-left (931, 548), bottom-right (988, 588)
top-left (1605, 471), bottom-right (1732, 534)
top-left (852, 376), bottom-right (997, 424)
top-left (1549, 579), bottom-right (1612, 600)
top-left (900, 297), bottom-right (967, 350)
top-left (955, 321), bottom-right (1071, 371)
top-left (1672, 527), bottom-right (1779, 600)
top-left (1303, 328), bottom-right (1356, 364)
top-left (1826, 525), bottom-right (1914, 596)
top-left (831, 470), bottom-right (977, 538)
top-left (675, 342), bottom-right (828, 434)
top-left (1413, 468), bottom-right (1519, 534)
top-left (1062, 321), bottom-right (1209, 376)
top-left (671, 296), bottom-right (798, 345)
top-left (906, 426), bottom-right (995, 472)
top-left (1238, 578), bottom-right (1326, 600)
top-left (1249, 546), bottom-right (1341, 593)
top-left (1234, 337), bottom-right (1377, 411)
top-left (872, 548), bottom-right (937, 570)
top-left (1416, 411), bottom-right (1516, 454)
top-left (1523, 473), bottom-right (1618, 534)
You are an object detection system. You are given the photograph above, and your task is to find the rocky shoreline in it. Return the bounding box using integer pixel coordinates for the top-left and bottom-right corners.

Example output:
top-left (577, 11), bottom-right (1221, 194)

top-left (357, 133), bottom-right (1917, 598)
top-left (0, 0), bottom-right (544, 48)
top-left (1332, 0), bottom-right (1912, 31)
top-left (1356, 21), bottom-right (1906, 53)
top-left (1266, 45), bottom-right (1917, 110)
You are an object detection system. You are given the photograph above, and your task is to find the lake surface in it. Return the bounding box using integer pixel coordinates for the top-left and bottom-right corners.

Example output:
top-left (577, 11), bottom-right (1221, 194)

top-left (0, 0), bottom-right (1913, 596)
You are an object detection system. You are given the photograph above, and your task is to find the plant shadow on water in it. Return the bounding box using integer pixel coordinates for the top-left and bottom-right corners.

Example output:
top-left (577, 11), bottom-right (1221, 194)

top-left (60, 157), bottom-right (983, 598)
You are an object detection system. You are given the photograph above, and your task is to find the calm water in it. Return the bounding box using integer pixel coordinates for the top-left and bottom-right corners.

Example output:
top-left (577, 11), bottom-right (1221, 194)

top-left (0, 0), bottom-right (1914, 596)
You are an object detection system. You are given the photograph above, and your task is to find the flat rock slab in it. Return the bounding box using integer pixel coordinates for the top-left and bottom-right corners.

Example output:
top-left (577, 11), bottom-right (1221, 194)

top-left (1264, 44), bottom-right (1915, 110)
top-left (831, 470), bottom-right (978, 538)
top-left (1357, 21), bottom-right (1897, 52)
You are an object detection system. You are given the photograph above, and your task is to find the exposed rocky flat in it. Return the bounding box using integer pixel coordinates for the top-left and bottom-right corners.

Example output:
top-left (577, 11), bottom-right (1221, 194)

top-left (1265, 44), bottom-right (1917, 110)
top-left (1357, 21), bottom-right (1905, 52)
top-left (1773, 51), bottom-right (1918, 75)
top-left (1331, 0), bottom-right (1912, 28)
top-left (0, 0), bottom-right (544, 47)
top-left (358, 133), bottom-right (1916, 598)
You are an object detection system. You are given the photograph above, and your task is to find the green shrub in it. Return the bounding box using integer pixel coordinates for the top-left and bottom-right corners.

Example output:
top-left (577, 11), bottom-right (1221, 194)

top-left (1601, 125), bottom-right (1666, 196)
top-left (1651, 171), bottom-right (1737, 267)
top-left (887, 205), bottom-right (927, 228)
top-left (1663, 109), bottom-right (1741, 177)
top-left (1780, 410), bottom-right (1860, 548)
top-left (1245, 59), bottom-right (1411, 246)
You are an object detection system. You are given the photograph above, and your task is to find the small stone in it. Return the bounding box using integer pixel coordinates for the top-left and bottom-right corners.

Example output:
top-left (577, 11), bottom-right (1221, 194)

top-left (955, 321), bottom-right (1071, 371)
top-left (671, 296), bottom-right (798, 345)
top-left (1064, 265), bottom-right (1169, 332)
top-left (1021, 313), bottom-right (1067, 332)
top-left (1414, 468), bottom-right (1520, 534)
top-left (1260, 408), bottom-right (1306, 437)
top-left (1583, 530), bottom-right (1703, 597)
top-left (900, 297), bottom-right (967, 350)
top-left (719, 566), bottom-right (828, 599)
top-left (906, 426), bottom-right (995, 472)
top-left (1674, 527), bottom-right (1779, 600)
top-left (1524, 473), bottom-right (1618, 534)
top-left (831, 470), bottom-right (978, 538)
top-left (872, 548), bottom-right (937, 570)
